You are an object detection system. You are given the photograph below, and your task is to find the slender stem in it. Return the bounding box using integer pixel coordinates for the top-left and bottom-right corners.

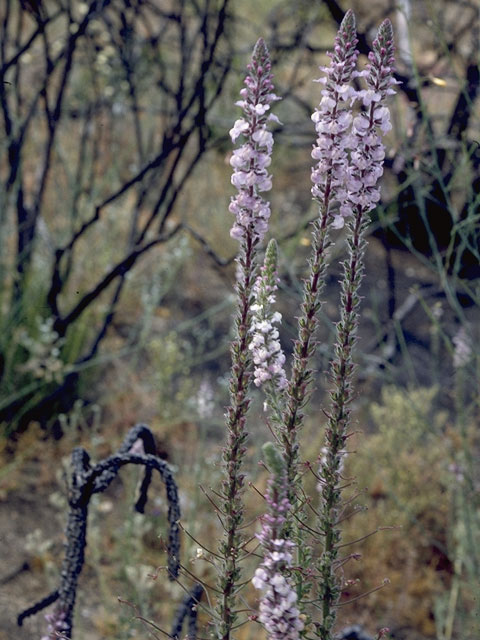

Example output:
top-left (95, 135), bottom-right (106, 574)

top-left (281, 208), bottom-right (332, 491)
top-left (219, 226), bottom-right (257, 640)
top-left (317, 203), bottom-right (368, 640)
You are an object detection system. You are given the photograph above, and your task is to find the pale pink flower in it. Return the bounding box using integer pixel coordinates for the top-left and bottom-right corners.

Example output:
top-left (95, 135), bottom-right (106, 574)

top-left (249, 260), bottom-right (287, 391)
top-left (253, 445), bottom-right (303, 640)
top-left (344, 20), bottom-right (397, 214)
top-left (310, 9), bottom-right (359, 223)
top-left (229, 118), bottom-right (249, 142)
top-left (229, 39), bottom-right (280, 243)
top-left (41, 609), bottom-right (68, 640)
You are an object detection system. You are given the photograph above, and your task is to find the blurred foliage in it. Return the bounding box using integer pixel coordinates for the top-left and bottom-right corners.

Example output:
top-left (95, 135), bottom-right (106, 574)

top-left (342, 386), bottom-right (479, 639)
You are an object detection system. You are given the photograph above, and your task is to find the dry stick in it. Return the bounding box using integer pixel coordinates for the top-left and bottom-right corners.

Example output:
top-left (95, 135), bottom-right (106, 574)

top-left (17, 425), bottom-right (180, 639)
top-left (170, 583), bottom-right (205, 640)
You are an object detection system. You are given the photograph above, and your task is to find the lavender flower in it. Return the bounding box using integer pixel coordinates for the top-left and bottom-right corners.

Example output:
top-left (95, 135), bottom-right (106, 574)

top-left (311, 9), bottom-right (359, 229)
top-left (279, 8), bottom-right (359, 522)
top-left (252, 443), bottom-right (304, 640)
top-left (229, 39), bottom-right (280, 244)
top-left (250, 240), bottom-right (287, 393)
top-left (281, 10), bottom-right (358, 502)
top-left (345, 19), bottom-right (399, 214)
top-left (262, 17), bottom-right (364, 618)
top-left (218, 39), bottom-right (279, 640)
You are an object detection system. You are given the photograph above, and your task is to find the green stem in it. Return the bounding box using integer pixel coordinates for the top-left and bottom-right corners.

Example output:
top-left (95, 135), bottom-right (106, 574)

top-left (218, 228), bottom-right (257, 640)
top-left (317, 204), bottom-right (368, 640)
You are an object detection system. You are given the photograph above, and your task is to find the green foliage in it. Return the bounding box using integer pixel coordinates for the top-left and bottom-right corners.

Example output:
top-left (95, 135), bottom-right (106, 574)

top-left (369, 386), bottom-right (445, 464)
top-left (0, 286), bottom-right (90, 436)
top-left (344, 385), bottom-right (480, 638)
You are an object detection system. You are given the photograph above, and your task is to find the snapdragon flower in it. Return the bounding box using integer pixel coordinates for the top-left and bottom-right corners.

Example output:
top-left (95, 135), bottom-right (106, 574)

top-left (250, 240), bottom-right (287, 392)
top-left (229, 39), bottom-right (281, 243)
top-left (345, 19), bottom-right (398, 215)
top-left (252, 444), bottom-right (304, 640)
top-left (311, 9), bottom-right (359, 229)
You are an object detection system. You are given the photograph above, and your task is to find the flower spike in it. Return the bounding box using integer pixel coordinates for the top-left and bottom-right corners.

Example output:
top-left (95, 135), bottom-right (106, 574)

top-left (250, 240), bottom-right (287, 394)
top-left (311, 8), bottom-right (359, 229)
top-left (252, 443), bottom-right (304, 640)
top-left (229, 38), bottom-right (280, 243)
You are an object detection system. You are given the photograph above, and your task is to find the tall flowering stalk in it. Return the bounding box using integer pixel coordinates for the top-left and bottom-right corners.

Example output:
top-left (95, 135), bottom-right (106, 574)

top-left (316, 19), bottom-right (396, 640)
top-left (280, 9), bottom-right (360, 498)
top-left (218, 39), bottom-right (279, 640)
top-left (247, 11), bottom-right (361, 614)
top-left (252, 443), bottom-right (304, 640)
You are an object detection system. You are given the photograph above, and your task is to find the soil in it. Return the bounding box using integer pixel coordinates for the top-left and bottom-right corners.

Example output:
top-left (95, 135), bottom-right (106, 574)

top-left (0, 484), bottom-right (63, 639)
top-left (0, 451), bottom-right (110, 640)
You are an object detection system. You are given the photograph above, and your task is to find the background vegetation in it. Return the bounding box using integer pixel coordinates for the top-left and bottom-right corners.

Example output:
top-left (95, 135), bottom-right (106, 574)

top-left (0, 0), bottom-right (479, 639)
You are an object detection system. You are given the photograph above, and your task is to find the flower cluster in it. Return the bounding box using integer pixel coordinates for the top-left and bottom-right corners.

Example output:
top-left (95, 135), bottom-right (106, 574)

top-left (227, 16), bottom-right (396, 640)
top-left (249, 240), bottom-right (287, 391)
top-left (42, 609), bottom-right (68, 640)
top-left (252, 444), bottom-right (304, 640)
top-left (346, 19), bottom-right (398, 213)
top-left (229, 38), bottom-right (281, 243)
top-left (311, 9), bottom-right (359, 229)
top-left (311, 12), bottom-right (398, 228)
